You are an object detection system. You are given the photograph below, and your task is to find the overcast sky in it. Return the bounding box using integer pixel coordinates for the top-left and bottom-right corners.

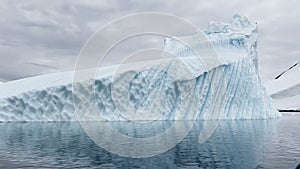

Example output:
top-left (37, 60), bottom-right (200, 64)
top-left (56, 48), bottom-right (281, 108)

top-left (0, 0), bottom-right (299, 82)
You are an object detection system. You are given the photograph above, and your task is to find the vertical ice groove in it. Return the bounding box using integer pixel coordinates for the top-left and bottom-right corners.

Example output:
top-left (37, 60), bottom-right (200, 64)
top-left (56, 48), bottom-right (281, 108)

top-left (226, 60), bottom-right (241, 119)
top-left (239, 58), bottom-right (253, 119)
top-left (223, 59), bottom-right (242, 119)
top-left (235, 59), bottom-right (247, 119)
top-left (201, 69), bottom-right (217, 119)
top-left (237, 58), bottom-right (251, 119)
top-left (228, 58), bottom-right (246, 119)
top-left (209, 66), bottom-right (227, 119)
top-left (221, 64), bottom-right (236, 119)
top-left (213, 66), bottom-right (230, 119)
top-left (196, 73), bottom-right (207, 120)
top-left (198, 69), bottom-right (216, 120)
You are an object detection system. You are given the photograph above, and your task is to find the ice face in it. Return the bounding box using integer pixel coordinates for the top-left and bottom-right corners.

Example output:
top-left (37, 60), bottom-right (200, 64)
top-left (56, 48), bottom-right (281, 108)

top-left (0, 14), bottom-right (280, 122)
top-left (0, 58), bottom-right (280, 122)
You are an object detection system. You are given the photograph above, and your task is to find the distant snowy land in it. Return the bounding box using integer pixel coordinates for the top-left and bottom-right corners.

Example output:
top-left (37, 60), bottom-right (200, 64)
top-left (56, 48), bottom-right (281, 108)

top-left (266, 62), bottom-right (300, 111)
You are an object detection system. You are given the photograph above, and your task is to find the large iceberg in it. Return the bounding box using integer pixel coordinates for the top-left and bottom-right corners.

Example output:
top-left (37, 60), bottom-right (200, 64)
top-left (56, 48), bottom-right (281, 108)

top-left (0, 15), bottom-right (280, 122)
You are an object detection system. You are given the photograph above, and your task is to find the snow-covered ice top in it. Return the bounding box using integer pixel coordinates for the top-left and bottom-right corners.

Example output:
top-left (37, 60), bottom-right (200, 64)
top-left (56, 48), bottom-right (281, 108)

top-left (207, 14), bottom-right (258, 70)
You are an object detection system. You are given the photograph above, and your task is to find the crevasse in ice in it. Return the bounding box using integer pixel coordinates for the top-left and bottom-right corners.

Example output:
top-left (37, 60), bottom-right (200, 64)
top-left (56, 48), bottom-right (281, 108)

top-left (0, 14), bottom-right (280, 122)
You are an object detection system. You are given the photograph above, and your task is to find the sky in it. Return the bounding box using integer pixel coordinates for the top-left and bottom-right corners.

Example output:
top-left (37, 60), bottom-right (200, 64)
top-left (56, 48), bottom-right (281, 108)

top-left (0, 0), bottom-right (299, 82)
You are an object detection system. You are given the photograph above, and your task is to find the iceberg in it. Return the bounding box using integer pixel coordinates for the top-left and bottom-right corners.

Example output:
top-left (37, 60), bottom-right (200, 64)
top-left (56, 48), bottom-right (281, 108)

top-left (0, 14), bottom-right (281, 122)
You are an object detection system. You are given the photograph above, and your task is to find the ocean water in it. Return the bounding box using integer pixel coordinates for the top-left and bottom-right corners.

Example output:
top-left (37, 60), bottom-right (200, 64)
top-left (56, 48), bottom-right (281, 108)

top-left (0, 113), bottom-right (299, 169)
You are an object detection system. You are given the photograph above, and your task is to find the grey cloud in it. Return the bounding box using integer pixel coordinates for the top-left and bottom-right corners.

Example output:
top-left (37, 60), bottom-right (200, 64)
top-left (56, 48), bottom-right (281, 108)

top-left (26, 62), bottom-right (58, 70)
top-left (0, 0), bottom-right (299, 82)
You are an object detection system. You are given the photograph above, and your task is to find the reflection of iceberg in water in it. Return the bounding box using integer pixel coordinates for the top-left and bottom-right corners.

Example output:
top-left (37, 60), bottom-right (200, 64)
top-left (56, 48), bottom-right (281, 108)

top-left (0, 119), bottom-right (278, 168)
top-left (173, 119), bottom-right (277, 169)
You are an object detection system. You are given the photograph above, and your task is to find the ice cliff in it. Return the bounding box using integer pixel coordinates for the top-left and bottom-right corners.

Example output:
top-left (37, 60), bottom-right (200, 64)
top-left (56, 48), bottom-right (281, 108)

top-left (0, 14), bottom-right (281, 122)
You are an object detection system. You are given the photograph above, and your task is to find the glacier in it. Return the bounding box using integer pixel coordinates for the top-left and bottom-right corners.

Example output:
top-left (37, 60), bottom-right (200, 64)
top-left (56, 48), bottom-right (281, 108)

top-left (0, 14), bottom-right (281, 122)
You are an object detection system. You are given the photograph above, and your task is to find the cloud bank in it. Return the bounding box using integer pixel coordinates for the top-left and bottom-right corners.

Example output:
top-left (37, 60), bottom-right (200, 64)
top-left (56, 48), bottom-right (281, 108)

top-left (0, 0), bottom-right (299, 82)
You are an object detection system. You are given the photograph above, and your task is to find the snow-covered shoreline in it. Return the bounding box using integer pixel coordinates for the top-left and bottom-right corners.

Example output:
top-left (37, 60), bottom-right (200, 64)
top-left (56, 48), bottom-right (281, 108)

top-left (266, 62), bottom-right (300, 111)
